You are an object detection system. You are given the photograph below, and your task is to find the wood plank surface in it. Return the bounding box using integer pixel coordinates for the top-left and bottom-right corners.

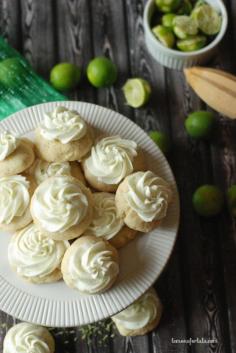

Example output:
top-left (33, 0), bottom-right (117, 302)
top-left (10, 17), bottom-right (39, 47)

top-left (0, 0), bottom-right (235, 353)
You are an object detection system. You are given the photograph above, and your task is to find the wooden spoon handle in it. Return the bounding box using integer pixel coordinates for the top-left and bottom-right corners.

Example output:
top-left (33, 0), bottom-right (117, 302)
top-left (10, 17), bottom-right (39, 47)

top-left (184, 67), bottom-right (236, 119)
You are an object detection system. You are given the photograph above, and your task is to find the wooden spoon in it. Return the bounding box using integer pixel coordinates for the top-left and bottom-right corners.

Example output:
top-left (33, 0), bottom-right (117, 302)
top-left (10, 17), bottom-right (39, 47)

top-left (184, 67), bottom-right (236, 119)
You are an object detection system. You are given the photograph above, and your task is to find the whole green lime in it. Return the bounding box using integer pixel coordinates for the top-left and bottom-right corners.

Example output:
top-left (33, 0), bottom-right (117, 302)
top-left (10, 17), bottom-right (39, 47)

top-left (0, 57), bottom-right (26, 87)
top-left (87, 57), bottom-right (117, 88)
top-left (185, 111), bottom-right (215, 139)
top-left (149, 130), bottom-right (170, 155)
top-left (227, 185), bottom-right (236, 217)
top-left (50, 62), bottom-right (81, 91)
top-left (192, 185), bottom-right (224, 217)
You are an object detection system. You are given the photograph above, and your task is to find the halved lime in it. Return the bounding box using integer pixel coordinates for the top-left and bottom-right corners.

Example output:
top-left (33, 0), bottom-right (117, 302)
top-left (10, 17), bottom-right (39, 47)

top-left (177, 0), bottom-right (192, 15)
top-left (173, 15), bottom-right (198, 39)
top-left (122, 78), bottom-right (151, 108)
top-left (155, 0), bottom-right (181, 13)
top-left (152, 25), bottom-right (175, 48)
top-left (177, 35), bottom-right (207, 51)
top-left (162, 13), bottom-right (176, 28)
top-left (191, 4), bottom-right (222, 35)
top-left (194, 0), bottom-right (207, 9)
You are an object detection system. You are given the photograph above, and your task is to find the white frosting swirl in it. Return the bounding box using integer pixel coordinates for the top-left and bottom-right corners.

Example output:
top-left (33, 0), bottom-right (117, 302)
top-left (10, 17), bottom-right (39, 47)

top-left (3, 322), bottom-right (53, 353)
top-left (33, 159), bottom-right (71, 184)
top-left (65, 238), bottom-right (119, 293)
top-left (39, 106), bottom-right (87, 144)
top-left (112, 289), bottom-right (161, 330)
top-left (85, 136), bottom-right (137, 184)
top-left (84, 193), bottom-right (124, 240)
top-left (31, 176), bottom-right (88, 233)
top-left (0, 131), bottom-right (19, 161)
top-left (8, 224), bottom-right (69, 279)
top-left (126, 171), bottom-right (172, 222)
top-left (0, 175), bottom-right (30, 224)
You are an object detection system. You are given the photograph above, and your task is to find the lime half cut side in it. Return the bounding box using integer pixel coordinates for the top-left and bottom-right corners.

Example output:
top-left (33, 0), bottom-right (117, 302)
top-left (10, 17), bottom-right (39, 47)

top-left (177, 35), bottom-right (207, 52)
top-left (152, 25), bottom-right (175, 48)
top-left (173, 15), bottom-right (198, 39)
top-left (123, 78), bottom-right (151, 108)
top-left (191, 4), bottom-right (222, 35)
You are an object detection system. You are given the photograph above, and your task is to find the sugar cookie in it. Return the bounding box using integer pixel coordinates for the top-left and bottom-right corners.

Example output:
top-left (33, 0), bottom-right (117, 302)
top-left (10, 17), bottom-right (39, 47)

top-left (62, 235), bottom-right (119, 294)
top-left (115, 171), bottom-right (172, 232)
top-left (112, 288), bottom-right (163, 336)
top-left (82, 135), bottom-right (145, 192)
top-left (27, 159), bottom-right (85, 185)
top-left (31, 176), bottom-right (93, 240)
top-left (0, 131), bottom-right (35, 177)
top-left (8, 223), bottom-right (69, 284)
top-left (83, 192), bottom-right (137, 248)
top-left (3, 322), bottom-right (55, 353)
top-left (0, 175), bottom-right (34, 232)
top-left (35, 106), bottom-right (93, 162)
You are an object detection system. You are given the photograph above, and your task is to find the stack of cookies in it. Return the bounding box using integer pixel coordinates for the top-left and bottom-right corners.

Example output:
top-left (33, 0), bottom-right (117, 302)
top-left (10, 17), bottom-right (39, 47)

top-left (0, 106), bottom-right (172, 297)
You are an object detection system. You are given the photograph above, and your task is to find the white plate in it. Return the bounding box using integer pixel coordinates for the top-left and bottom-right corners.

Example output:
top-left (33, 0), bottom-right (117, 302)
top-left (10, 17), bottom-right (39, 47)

top-left (0, 101), bottom-right (180, 327)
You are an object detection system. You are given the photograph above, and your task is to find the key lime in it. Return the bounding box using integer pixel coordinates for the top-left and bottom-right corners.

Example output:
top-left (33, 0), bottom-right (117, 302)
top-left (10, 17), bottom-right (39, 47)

top-left (122, 78), bottom-right (151, 108)
top-left (50, 62), bottom-right (81, 91)
top-left (87, 57), bottom-right (117, 88)
top-left (173, 15), bottom-right (198, 39)
top-left (177, 35), bottom-right (207, 51)
top-left (155, 0), bottom-right (182, 13)
top-left (194, 0), bottom-right (206, 9)
top-left (185, 111), bottom-right (215, 139)
top-left (227, 185), bottom-right (236, 217)
top-left (149, 130), bottom-right (170, 155)
top-left (193, 185), bottom-right (224, 217)
top-left (177, 0), bottom-right (192, 15)
top-left (0, 58), bottom-right (27, 88)
top-left (152, 25), bottom-right (175, 48)
top-left (191, 4), bottom-right (222, 35)
top-left (162, 13), bottom-right (176, 28)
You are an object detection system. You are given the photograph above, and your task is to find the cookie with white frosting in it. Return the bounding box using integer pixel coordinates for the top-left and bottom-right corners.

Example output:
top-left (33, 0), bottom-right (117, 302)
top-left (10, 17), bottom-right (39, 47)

top-left (3, 322), bottom-right (55, 353)
top-left (30, 175), bottom-right (93, 240)
top-left (0, 131), bottom-right (35, 177)
top-left (82, 135), bottom-right (145, 192)
top-left (61, 235), bottom-right (119, 294)
top-left (112, 288), bottom-right (163, 336)
top-left (0, 174), bottom-right (35, 232)
top-left (35, 106), bottom-right (93, 162)
top-left (27, 159), bottom-right (85, 186)
top-left (83, 192), bottom-right (137, 248)
top-left (8, 223), bottom-right (69, 284)
top-left (115, 171), bottom-right (172, 232)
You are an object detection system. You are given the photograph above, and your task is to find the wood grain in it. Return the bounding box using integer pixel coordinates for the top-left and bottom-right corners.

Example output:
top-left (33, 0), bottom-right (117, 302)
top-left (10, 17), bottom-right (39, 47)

top-left (208, 2), bottom-right (236, 351)
top-left (55, 0), bottom-right (95, 102)
top-left (167, 65), bottom-right (230, 353)
top-left (0, 0), bottom-right (21, 50)
top-left (20, 0), bottom-right (56, 77)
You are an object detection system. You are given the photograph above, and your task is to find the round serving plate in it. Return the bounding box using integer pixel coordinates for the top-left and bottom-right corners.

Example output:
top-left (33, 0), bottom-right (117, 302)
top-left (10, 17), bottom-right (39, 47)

top-left (0, 101), bottom-right (180, 327)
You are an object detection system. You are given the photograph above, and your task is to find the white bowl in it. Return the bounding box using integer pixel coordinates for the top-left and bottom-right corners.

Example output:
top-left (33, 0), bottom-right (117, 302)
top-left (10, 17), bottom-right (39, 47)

top-left (0, 101), bottom-right (180, 327)
top-left (143, 0), bottom-right (228, 70)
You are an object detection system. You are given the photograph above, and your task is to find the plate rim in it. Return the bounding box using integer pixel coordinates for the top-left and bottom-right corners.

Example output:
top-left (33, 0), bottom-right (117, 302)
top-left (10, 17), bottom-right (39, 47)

top-left (0, 101), bottom-right (180, 327)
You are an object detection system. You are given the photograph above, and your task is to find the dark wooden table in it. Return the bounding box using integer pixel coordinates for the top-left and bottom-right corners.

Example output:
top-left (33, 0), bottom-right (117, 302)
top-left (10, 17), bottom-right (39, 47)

top-left (0, 0), bottom-right (235, 352)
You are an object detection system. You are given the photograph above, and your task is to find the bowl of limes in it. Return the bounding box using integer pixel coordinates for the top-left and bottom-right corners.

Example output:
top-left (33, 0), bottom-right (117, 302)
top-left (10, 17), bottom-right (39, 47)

top-left (143, 0), bottom-right (228, 70)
